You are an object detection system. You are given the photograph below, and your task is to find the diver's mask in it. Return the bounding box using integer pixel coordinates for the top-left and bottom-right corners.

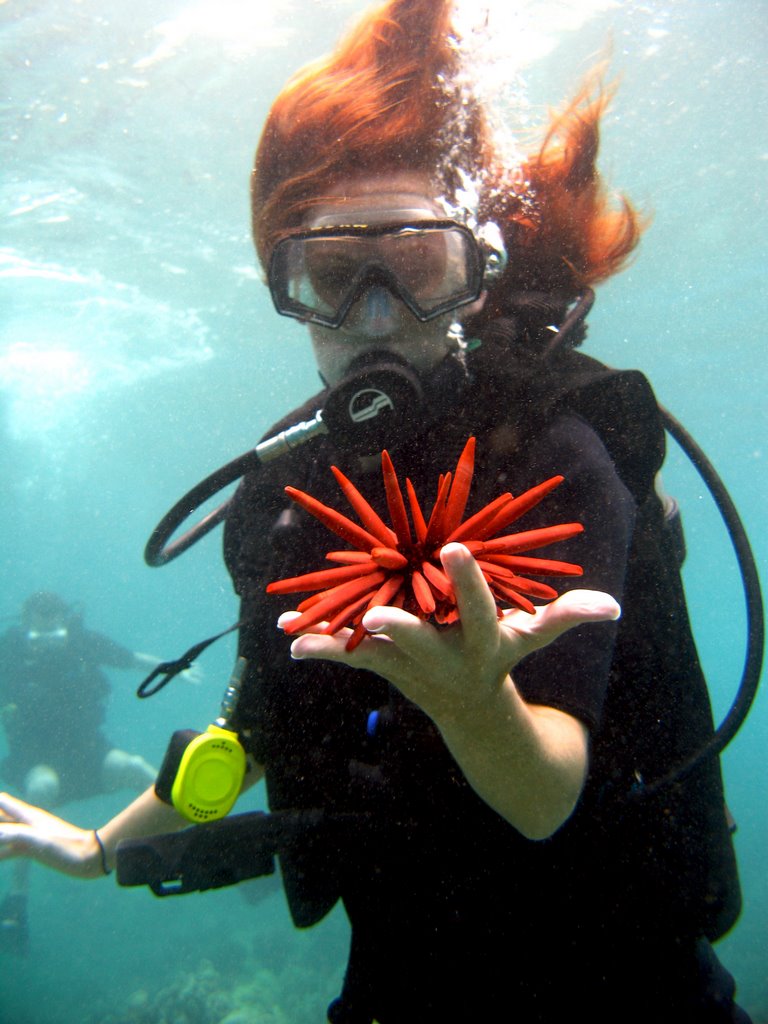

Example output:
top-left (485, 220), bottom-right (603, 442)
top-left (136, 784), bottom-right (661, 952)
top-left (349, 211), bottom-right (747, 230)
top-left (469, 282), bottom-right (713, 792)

top-left (26, 626), bottom-right (69, 647)
top-left (267, 216), bottom-right (506, 330)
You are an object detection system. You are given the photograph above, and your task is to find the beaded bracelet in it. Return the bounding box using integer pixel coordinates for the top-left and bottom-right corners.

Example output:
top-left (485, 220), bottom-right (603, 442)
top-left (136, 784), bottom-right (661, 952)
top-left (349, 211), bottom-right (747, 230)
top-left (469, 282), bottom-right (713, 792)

top-left (93, 829), bottom-right (112, 876)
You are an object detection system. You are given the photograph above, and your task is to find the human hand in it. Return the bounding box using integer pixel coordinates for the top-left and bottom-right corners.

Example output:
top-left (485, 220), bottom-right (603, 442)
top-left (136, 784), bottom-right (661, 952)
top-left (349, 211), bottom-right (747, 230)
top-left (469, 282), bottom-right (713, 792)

top-left (0, 793), bottom-right (105, 879)
top-left (179, 661), bottom-right (204, 685)
top-left (134, 652), bottom-right (202, 685)
top-left (281, 542), bottom-right (620, 724)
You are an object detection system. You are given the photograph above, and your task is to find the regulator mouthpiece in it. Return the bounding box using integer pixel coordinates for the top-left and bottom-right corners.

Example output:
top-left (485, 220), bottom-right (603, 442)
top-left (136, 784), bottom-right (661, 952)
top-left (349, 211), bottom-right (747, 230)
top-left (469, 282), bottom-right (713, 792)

top-left (320, 352), bottom-right (426, 457)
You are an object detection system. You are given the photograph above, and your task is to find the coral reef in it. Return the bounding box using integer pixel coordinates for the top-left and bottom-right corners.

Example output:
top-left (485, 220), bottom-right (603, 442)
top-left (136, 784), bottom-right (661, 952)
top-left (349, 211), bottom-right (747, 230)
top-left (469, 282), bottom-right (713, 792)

top-left (94, 957), bottom-right (324, 1024)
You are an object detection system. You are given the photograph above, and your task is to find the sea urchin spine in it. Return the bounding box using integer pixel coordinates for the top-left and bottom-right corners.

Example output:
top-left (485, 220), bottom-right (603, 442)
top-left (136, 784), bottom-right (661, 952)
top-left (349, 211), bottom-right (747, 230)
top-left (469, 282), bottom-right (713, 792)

top-left (267, 437), bottom-right (584, 650)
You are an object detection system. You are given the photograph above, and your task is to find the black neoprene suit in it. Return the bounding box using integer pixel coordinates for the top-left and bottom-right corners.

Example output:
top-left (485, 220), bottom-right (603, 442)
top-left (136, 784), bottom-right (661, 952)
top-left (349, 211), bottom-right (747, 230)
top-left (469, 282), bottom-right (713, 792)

top-left (224, 348), bottom-right (746, 1023)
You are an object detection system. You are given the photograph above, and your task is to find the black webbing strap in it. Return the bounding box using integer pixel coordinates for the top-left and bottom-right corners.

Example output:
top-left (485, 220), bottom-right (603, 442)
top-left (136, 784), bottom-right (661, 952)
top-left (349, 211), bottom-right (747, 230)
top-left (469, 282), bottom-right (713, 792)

top-left (136, 620), bottom-right (242, 698)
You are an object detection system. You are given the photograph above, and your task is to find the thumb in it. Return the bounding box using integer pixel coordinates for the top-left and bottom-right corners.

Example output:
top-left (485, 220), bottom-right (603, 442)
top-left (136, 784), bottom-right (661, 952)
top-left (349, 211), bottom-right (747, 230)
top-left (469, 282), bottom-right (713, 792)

top-left (505, 589), bottom-right (620, 650)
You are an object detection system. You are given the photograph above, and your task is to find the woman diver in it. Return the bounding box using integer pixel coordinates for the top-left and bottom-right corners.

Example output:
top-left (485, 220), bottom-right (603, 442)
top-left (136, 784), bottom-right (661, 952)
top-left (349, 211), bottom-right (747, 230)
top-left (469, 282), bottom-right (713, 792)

top-left (0, 1), bottom-right (749, 1020)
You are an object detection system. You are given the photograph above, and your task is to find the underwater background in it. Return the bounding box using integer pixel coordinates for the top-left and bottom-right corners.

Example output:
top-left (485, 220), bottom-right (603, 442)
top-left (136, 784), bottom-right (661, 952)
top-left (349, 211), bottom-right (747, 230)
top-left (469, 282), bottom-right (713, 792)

top-left (1, 0), bottom-right (765, 1021)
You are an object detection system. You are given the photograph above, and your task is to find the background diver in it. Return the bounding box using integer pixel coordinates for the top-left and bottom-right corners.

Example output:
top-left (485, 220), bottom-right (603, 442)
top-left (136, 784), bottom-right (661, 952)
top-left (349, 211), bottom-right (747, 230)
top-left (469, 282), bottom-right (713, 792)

top-left (0, 590), bottom-right (198, 954)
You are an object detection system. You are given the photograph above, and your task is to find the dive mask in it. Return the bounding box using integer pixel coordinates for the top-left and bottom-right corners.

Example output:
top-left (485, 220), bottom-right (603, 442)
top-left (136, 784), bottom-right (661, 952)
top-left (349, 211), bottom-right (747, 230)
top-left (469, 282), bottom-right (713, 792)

top-left (26, 626), bottom-right (69, 646)
top-left (268, 218), bottom-right (488, 329)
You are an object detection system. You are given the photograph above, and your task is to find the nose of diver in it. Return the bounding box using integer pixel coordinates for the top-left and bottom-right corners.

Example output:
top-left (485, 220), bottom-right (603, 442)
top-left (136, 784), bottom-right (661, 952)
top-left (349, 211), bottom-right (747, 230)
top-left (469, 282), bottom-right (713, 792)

top-left (355, 284), bottom-right (400, 337)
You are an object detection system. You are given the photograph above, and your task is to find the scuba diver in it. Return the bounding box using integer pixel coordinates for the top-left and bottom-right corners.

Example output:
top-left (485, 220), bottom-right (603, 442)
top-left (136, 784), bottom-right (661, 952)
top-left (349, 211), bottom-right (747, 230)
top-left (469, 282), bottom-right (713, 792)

top-left (0, 591), bottom-right (176, 954)
top-left (0, 1), bottom-right (757, 1019)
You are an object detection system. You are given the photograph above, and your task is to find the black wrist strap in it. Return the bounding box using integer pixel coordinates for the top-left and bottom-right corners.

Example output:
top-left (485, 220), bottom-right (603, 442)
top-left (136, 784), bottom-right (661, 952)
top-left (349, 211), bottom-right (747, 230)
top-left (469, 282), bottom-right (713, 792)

top-left (136, 621), bottom-right (242, 698)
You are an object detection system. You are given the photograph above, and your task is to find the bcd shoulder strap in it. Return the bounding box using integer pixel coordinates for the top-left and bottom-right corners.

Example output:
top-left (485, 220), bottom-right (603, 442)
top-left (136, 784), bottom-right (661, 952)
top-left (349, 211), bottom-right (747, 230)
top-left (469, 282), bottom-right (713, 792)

top-left (544, 350), bottom-right (666, 503)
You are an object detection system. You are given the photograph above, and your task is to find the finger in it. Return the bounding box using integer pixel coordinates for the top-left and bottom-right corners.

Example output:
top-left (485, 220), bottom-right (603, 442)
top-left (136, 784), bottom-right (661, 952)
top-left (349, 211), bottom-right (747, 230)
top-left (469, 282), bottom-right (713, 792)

top-left (0, 792), bottom-right (50, 827)
top-left (0, 824), bottom-right (32, 854)
top-left (277, 611), bottom-right (339, 637)
top-left (360, 604), bottom-right (448, 661)
top-left (289, 631), bottom-right (357, 660)
top-left (290, 625), bottom-right (400, 662)
top-left (439, 543), bottom-right (499, 651)
top-left (502, 589), bottom-right (620, 650)
top-left (361, 603), bottom-right (423, 638)
top-left (290, 619), bottom-right (415, 684)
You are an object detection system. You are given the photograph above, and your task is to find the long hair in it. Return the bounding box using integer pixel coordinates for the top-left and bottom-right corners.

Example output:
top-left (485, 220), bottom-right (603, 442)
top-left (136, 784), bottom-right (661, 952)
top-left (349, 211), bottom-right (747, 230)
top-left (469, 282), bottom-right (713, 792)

top-left (251, 0), bottom-right (642, 304)
top-left (476, 72), bottom-right (644, 321)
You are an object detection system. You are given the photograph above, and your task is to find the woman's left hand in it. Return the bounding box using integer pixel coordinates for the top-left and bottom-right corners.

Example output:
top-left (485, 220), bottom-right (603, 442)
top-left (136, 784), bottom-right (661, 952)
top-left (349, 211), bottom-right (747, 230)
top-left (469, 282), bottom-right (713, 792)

top-left (281, 542), bottom-right (619, 723)
top-left (0, 794), bottom-right (105, 878)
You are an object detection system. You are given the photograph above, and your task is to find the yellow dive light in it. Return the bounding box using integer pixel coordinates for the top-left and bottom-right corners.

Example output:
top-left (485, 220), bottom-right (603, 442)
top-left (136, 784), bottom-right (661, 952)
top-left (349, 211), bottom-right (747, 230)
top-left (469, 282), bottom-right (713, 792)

top-left (155, 657), bottom-right (247, 823)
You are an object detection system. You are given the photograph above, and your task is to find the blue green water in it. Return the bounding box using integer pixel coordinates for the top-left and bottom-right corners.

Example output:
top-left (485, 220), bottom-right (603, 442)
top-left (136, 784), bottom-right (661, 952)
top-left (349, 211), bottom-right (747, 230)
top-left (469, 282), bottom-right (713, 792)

top-left (1, 1), bottom-right (766, 1020)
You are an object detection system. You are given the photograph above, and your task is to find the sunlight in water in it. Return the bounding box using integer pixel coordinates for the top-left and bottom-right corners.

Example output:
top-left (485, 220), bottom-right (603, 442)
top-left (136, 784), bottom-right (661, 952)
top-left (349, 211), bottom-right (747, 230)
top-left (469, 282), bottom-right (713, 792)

top-left (454, 0), bottom-right (619, 67)
top-left (134, 0), bottom-right (296, 68)
top-left (0, 252), bottom-right (212, 441)
top-left (0, 342), bottom-right (90, 398)
top-left (0, 342), bottom-right (91, 437)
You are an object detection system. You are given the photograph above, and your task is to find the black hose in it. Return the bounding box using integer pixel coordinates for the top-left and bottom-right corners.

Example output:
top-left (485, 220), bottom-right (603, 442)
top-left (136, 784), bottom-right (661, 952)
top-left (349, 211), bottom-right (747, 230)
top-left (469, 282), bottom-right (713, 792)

top-left (144, 450), bottom-right (262, 567)
top-left (633, 407), bottom-right (765, 797)
top-left (542, 291), bottom-right (764, 786)
top-left (144, 412), bottom-right (327, 567)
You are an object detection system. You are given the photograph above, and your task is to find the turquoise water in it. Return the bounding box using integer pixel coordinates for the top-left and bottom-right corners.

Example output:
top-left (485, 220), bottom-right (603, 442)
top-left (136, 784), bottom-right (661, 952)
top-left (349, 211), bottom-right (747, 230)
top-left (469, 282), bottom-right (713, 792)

top-left (1, 1), bottom-right (766, 1020)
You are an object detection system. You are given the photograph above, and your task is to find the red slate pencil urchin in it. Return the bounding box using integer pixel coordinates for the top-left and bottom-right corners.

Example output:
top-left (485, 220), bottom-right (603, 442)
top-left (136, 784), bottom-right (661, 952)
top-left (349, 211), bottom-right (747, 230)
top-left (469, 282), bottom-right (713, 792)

top-left (267, 436), bottom-right (585, 651)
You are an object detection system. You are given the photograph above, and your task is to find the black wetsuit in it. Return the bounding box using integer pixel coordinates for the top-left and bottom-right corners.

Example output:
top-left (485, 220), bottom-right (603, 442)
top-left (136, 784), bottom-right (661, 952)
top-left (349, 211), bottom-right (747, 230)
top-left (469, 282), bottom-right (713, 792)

top-left (0, 624), bottom-right (136, 802)
top-left (224, 346), bottom-right (745, 1023)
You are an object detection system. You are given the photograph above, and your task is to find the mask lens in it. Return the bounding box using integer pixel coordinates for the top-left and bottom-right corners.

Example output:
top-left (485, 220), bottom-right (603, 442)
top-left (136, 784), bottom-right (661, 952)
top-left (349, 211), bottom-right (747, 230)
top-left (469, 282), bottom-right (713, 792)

top-left (270, 233), bottom-right (392, 324)
top-left (303, 235), bottom-right (369, 317)
top-left (27, 627), bottom-right (68, 644)
top-left (380, 227), bottom-right (473, 307)
top-left (268, 221), bottom-right (482, 327)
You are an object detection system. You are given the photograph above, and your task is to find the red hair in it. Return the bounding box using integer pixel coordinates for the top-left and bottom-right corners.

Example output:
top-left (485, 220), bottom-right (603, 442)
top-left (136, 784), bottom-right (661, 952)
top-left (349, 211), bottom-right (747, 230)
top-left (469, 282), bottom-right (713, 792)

top-left (251, 0), bottom-right (643, 303)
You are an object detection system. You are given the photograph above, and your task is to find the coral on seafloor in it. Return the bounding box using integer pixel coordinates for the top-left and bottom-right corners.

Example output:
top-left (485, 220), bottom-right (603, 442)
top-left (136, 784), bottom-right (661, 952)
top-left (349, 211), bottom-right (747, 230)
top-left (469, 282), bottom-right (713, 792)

top-left (95, 959), bottom-right (296, 1024)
